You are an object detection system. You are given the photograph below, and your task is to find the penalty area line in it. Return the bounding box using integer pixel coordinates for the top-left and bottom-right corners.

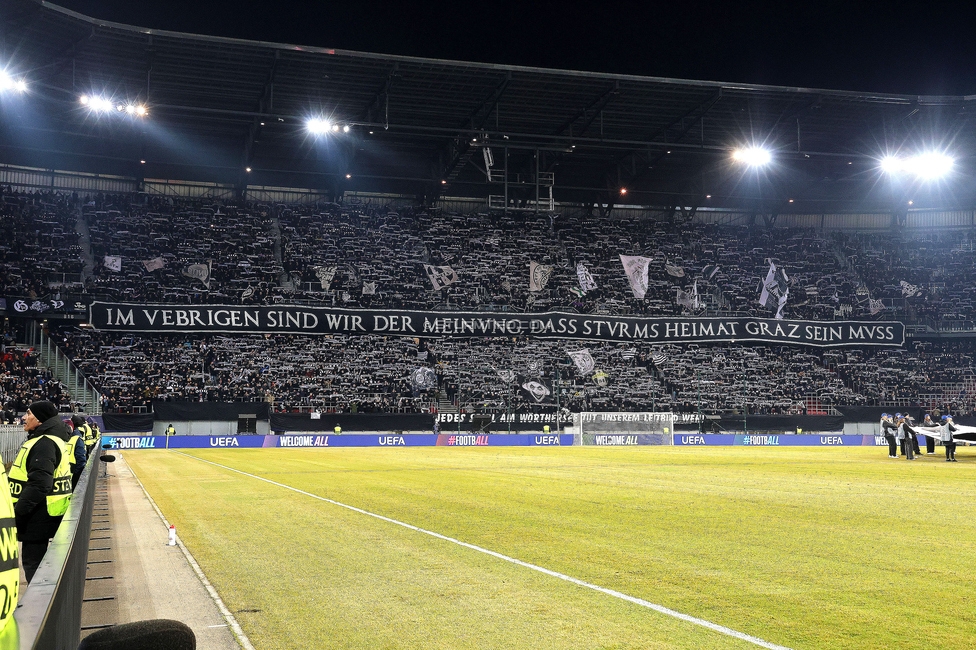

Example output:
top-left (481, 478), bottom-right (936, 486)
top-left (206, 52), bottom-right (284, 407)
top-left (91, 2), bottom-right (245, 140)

top-left (180, 452), bottom-right (791, 650)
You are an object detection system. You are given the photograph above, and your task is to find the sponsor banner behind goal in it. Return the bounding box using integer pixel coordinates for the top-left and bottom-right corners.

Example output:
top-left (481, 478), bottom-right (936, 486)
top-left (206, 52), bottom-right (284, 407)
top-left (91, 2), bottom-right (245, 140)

top-left (674, 434), bottom-right (887, 446)
top-left (102, 433), bottom-right (574, 449)
top-left (579, 412), bottom-right (674, 445)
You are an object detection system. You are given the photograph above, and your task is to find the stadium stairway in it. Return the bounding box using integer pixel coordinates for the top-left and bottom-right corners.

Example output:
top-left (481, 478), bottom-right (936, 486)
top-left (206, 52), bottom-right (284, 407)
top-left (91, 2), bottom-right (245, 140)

top-left (77, 454), bottom-right (241, 649)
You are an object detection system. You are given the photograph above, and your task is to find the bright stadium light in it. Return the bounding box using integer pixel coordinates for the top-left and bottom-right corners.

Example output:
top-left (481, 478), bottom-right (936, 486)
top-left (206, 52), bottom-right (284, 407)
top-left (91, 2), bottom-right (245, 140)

top-left (880, 152), bottom-right (954, 179)
top-left (342, 125), bottom-right (350, 133)
top-left (306, 117), bottom-right (332, 135)
top-left (81, 95), bottom-right (115, 113)
top-left (907, 152), bottom-right (953, 179)
top-left (0, 71), bottom-right (27, 93)
top-left (120, 103), bottom-right (148, 117)
top-left (880, 155), bottom-right (902, 174)
top-left (732, 146), bottom-right (772, 167)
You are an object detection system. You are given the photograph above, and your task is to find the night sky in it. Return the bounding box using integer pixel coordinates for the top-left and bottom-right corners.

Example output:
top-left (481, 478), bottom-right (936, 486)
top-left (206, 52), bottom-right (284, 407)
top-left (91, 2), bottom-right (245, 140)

top-left (50, 0), bottom-right (976, 96)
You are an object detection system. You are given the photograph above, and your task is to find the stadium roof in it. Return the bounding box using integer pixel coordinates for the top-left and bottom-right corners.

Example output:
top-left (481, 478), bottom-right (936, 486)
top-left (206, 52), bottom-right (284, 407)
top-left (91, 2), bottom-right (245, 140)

top-left (2, 0), bottom-right (976, 213)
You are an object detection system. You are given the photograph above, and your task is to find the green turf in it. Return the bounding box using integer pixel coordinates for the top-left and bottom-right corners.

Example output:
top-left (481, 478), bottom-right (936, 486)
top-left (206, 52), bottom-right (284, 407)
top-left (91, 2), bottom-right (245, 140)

top-left (124, 446), bottom-right (976, 649)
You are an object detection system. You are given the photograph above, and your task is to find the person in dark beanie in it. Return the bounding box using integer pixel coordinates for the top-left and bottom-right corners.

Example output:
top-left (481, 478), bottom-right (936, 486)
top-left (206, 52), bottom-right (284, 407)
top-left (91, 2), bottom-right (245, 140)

top-left (8, 400), bottom-right (73, 582)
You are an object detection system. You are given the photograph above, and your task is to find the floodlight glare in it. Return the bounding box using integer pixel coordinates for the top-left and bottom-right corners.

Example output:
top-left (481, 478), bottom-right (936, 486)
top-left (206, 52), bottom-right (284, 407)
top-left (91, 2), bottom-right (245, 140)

top-left (0, 71), bottom-right (27, 93)
top-left (81, 95), bottom-right (115, 113)
top-left (908, 152), bottom-right (953, 179)
top-left (880, 152), bottom-right (953, 179)
top-left (880, 155), bottom-right (902, 174)
top-left (342, 125), bottom-right (350, 133)
top-left (331, 123), bottom-right (340, 132)
top-left (306, 118), bottom-right (331, 134)
top-left (732, 147), bottom-right (772, 166)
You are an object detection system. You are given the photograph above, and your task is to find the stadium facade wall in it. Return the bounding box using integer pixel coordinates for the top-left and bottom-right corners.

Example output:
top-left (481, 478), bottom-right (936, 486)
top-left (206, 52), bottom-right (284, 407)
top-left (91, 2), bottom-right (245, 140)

top-left (2, 161), bottom-right (975, 231)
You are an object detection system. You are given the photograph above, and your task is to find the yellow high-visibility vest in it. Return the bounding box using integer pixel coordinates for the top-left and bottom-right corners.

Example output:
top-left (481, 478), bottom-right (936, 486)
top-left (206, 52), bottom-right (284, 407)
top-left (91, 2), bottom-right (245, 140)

top-left (8, 435), bottom-right (73, 516)
top-left (0, 469), bottom-right (18, 630)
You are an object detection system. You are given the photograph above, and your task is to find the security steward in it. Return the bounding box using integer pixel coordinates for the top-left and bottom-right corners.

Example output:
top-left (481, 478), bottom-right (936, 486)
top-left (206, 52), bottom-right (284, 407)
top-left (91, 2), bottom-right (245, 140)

top-left (334, 424), bottom-right (342, 435)
top-left (9, 401), bottom-right (73, 583)
top-left (165, 423), bottom-right (176, 437)
top-left (0, 462), bottom-right (19, 630)
top-left (543, 424), bottom-right (551, 434)
top-left (81, 417), bottom-right (99, 454)
top-left (68, 415), bottom-right (89, 489)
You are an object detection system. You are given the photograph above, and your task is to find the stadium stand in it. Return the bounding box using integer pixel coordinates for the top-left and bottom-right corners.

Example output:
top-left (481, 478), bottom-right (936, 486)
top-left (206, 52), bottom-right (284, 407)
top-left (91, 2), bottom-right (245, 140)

top-left (0, 186), bottom-right (972, 416)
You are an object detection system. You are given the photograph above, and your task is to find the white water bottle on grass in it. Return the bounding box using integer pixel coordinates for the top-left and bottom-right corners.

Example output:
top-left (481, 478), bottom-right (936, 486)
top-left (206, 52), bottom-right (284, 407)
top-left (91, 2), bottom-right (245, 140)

top-left (168, 525), bottom-right (177, 546)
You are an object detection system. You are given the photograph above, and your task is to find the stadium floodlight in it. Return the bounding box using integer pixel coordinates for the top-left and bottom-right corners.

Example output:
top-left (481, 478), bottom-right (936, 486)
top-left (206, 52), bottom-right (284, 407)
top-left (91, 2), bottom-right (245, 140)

top-left (81, 95), bottom-right (115, 113)
top-left (122, 104), bottom-right (148, 116)
top-left (0, 71), bottom-right (27, 93)
top-left (342, 125), bottom-right (350, 133)
top-left (306, 117), bottom-right (332, 135)
top-left (732, 146), bottom-right (772, 166)
top-left (907, 152), bottom-right (953, 179)
top-left (880, 152), bottom-right (953, 180)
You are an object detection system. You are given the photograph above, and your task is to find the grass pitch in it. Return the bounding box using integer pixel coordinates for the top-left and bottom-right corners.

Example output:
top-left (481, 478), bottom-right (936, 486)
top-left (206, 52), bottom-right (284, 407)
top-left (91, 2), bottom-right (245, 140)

top-left (124, 446), bottom-right (976, 649)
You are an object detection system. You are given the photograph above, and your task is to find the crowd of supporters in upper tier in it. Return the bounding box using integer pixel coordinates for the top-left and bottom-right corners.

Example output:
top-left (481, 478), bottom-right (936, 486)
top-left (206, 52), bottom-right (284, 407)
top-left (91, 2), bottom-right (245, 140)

top-left (3, 187), bottom-right (976, 414)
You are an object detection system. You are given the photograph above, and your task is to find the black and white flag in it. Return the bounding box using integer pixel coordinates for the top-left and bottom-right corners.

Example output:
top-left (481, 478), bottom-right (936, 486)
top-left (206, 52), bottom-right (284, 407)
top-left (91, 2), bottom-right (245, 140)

top-left (651, 350), bottom-right (669, 366)
top-left (701, 264), bottom-right (720, 280)
top-left (182, 261), bottom-right (212, 289)
top-left (520, 378), bottom-right (552, 403)
top-left (576, 262), bottom-right (597, 294)
top-left (142, 256), bottom-right (166, 272)
top-left (568, 349), bottom-right (596, 375)
top-left (665, 262), bottom-right (685, 278)
top-left (424, 264), bottom-right (458, 290)
top-left (410, 367), bottom-right (438, 391)
top-left (900, 281), bottom-right (921, 297)
top-left (529, 261), bottom-right (553, 292)
top-left (362, 281), bottom-right (377, 295)
top-left (315, 266), bottom-right (337, 290)
top-left (103, 255), bottom-right (122, 272)
top-left (759, 262), bottom-right (789, 319)
top-left (619, 255), bottom-right (651, 299)
top-left (496, 369), bottom-right (516, 384)
top-left (868, 298), bottom-right (885, 315)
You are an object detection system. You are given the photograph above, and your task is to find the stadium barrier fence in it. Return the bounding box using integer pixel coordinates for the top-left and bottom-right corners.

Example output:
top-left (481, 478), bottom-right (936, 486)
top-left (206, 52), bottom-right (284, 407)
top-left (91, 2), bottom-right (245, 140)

top-left (13, 450), bottom-right (100, 649)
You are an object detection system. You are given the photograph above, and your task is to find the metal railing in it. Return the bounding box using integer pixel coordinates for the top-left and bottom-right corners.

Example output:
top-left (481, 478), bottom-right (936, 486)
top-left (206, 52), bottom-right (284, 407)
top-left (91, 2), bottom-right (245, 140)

top-left (13, 451), bottom-right (100, 649)
top-left (30, 328), bottom-right (102, 416)
top-left (0, 425), bottom-right (25, 465)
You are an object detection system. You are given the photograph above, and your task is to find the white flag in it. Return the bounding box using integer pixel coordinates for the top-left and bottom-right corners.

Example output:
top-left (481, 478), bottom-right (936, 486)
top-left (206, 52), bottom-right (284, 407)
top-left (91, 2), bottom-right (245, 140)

top-left (142, 256), bottom-right (165, 272)
top-left (103, 255), bottom-right (122, 272)
top-left (315, 266), bottom-right (337, 290)
top-left (619, 255), bottom-right (651, 299)
top-left (869, 298), bottom-right (885, 315)
top-left (759, 262), bottom-right (789, 319)
top-left (900, 281), bottom-right (920, 297)
top-left (665, 262), bottom-right (685, 278)
top-left (362, 281), bottom-right (377, 295)
top-left (568, 349), bottom-right (596, 375)
top-left (529, 261), bottom-right (553, 292)
top-left (424, 264), bottom-right (458, 290)
top-left (182, 261), bottom-right (212, 289)
top-left (576, 262), bottom-right (597, 294)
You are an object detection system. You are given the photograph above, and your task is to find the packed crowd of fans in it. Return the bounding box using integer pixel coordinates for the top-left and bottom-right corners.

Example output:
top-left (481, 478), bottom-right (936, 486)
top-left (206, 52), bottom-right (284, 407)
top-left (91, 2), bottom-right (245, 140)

top-left (0, 322), bottom-right (69, 420)
top-left (4, 186), bottom-right (976, 414)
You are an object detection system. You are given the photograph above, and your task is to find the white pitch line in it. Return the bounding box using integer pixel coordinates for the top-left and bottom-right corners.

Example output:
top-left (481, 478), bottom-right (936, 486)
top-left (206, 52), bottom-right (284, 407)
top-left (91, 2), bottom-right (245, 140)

top-left (181, 452), bottom-right (792, 650)
top-left (127, 454), bottom-right (257, 650)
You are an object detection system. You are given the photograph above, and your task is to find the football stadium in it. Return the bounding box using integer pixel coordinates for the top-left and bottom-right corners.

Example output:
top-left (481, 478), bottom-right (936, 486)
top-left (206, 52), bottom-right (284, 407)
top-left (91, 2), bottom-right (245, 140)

top-left (0, 1), bottom-right (975, 648)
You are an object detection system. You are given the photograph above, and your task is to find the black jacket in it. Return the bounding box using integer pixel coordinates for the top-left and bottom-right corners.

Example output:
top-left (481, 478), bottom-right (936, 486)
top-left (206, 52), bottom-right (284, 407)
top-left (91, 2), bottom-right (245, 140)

top-left (15, 416), bottom-right (71, 541)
